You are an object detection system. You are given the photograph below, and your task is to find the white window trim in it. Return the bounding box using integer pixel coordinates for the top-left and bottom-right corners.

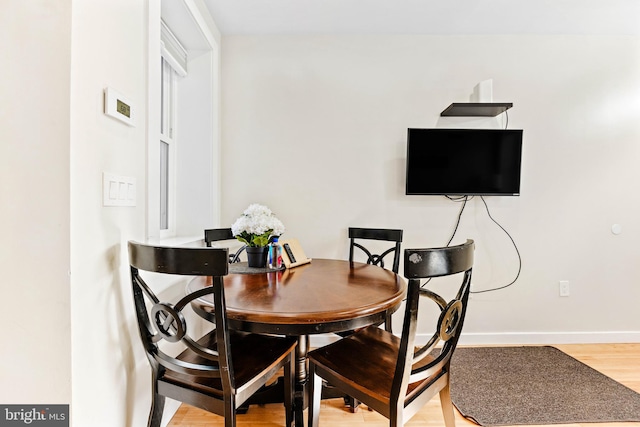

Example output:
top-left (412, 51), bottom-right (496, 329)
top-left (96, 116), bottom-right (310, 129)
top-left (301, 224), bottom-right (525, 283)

top-left (146, 0), bottom-right (222, 245)
top-left (161, 20), bottom-right (188, 77)
top-left (159, 57), bottom-right (179, 239)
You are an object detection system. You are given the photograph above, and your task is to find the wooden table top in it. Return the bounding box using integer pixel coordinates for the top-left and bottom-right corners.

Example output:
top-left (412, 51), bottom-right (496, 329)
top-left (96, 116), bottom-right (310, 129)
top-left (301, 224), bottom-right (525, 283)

top-left (188, 258), bottom-right (407, 335)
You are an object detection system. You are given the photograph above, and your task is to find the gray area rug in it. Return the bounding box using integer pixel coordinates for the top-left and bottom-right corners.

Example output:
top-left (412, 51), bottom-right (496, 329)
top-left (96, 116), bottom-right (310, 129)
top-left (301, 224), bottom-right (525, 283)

top-left (449, 346), bottom-right (640, 426)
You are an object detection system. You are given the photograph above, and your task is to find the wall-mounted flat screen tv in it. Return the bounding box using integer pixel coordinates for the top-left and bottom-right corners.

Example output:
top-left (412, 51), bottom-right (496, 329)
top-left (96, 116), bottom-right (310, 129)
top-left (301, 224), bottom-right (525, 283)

top-left (406, 128), bottom-right (523, 196)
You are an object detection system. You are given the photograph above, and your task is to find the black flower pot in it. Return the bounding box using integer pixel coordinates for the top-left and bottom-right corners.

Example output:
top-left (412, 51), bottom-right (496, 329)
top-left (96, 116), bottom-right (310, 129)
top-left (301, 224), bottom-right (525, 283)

top-left (246, 246), bottom-right (268, 268)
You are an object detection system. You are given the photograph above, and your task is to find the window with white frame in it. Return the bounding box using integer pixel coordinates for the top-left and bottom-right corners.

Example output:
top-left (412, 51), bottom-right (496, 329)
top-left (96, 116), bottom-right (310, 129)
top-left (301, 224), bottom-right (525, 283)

top-left (158, 18), bottom-right (188, 238)
top-left (160, 56), bottom-right (177, 236)
top-left (148, 4), bottom-right (220, 243)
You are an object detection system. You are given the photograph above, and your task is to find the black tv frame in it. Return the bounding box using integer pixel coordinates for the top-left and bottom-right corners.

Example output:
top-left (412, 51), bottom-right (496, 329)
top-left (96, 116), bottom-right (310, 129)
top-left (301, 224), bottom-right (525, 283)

top-left (405, 128), bottom-right (523, 196)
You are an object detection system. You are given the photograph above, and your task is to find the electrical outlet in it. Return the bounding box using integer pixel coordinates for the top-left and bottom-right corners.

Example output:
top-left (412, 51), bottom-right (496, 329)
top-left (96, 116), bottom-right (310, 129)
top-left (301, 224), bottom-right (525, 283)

top-left (559, 280), bottom-right (570, 297)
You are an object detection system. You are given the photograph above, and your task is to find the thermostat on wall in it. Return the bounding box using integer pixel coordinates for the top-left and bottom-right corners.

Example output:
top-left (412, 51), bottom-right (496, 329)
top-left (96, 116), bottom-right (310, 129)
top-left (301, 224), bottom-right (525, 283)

top-left (104, 87), bottom-right (135, 126)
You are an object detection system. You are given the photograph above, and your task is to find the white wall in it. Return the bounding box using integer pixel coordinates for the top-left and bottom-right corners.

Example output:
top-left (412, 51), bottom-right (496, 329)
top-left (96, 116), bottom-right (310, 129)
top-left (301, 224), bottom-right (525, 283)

top-left (68, 1), bottom-right (222, 425)
top-left (0, 0), bottom-right (71, 403)
top-left (220, 35), bottom-right (640, 344)
top-left (69, 1), bottom-right (150, 425)
top-left (176, 50), bottom-right (219, 235)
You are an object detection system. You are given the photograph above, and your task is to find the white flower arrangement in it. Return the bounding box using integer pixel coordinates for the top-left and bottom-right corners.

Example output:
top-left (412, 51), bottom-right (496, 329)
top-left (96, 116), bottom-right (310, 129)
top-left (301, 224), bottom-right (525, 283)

top-left (231, 204), bottom-right (285, 247)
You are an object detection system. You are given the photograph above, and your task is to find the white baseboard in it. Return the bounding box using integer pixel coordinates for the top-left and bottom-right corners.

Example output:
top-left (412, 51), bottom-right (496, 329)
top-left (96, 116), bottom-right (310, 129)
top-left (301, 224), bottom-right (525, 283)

top-left (458, 331), bottom-right (640, 345)
top-left (161, 400), bottom-right (182, 427)
top-left (309, 331), bottom-right (640, 348)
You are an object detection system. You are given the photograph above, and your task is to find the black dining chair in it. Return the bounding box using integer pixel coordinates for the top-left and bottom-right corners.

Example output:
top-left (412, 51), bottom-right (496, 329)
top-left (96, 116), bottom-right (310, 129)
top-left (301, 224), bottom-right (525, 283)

top-left (340, 227), bottom-right (404, 411)
top-left (204, 228), bottom-right (246, 263)
top-left (308, 240), bottom-right (474, 427)
top-left (348, 227), bottom-right (403, 333)
top-left (128, 241), bottom-right (297, 427)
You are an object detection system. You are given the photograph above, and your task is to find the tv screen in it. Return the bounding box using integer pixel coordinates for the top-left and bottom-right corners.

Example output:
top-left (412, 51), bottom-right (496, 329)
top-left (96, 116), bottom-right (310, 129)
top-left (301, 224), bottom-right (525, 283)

top-left (406, 128), bottom-right (523, 196)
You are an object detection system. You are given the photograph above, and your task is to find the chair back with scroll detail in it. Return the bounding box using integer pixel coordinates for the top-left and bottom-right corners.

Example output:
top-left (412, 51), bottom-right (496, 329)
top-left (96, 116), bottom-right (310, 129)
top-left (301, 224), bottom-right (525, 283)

top-left (347, 227), bottom-right (403, 334)
top-left (128, 241), bottom-right (296, 427)
top-left (204, 228), bottom-right (246, 263)
top-left (308, 239), bottom-right (474, 427)
top-left (349, 227), bottom-right (403, 273)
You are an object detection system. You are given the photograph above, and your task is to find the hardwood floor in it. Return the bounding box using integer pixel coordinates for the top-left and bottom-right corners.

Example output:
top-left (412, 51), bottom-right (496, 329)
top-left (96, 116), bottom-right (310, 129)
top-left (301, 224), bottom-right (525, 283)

top-left (167, 343), bottom-right (640, 427)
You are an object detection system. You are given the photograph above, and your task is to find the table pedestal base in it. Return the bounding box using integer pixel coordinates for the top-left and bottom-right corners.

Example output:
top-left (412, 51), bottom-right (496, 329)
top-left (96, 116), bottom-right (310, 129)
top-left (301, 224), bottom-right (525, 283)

top-left (240, 335), bottom-right (358, 426)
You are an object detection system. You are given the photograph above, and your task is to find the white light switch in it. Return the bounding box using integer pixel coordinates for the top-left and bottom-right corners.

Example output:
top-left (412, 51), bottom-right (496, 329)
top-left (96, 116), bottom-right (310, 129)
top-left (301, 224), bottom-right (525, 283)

top-left (109, 181), bottom-right (118, 199)
top-left (103, 173), bottom-right (136, 207)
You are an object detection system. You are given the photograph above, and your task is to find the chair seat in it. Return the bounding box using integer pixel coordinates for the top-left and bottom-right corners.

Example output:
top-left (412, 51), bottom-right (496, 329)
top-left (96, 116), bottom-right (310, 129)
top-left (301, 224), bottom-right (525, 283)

top-left (309, 326), bottom-right (437, 403)
top-left (163, 331), bottom-right (297, 398)
top-left (308, 241), bottom-right (474, 427)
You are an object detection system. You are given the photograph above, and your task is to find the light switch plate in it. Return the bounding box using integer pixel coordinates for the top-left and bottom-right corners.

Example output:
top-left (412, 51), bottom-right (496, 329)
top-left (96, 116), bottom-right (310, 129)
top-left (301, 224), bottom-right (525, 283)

top-left (103, 173), bottom-right (136, 207)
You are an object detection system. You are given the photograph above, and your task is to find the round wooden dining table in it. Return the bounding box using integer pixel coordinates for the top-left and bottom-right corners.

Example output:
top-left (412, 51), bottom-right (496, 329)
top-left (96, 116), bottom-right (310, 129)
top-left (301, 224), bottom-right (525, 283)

top-left (187, 258), bottom-right (406, 426)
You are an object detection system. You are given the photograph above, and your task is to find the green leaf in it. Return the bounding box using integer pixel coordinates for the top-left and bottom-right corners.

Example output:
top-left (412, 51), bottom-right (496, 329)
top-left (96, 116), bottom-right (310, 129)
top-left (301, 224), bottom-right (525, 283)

top-left (252, 233), bottom-right (270, 247)
top-left (235, 235), bottom-right (250, 246)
